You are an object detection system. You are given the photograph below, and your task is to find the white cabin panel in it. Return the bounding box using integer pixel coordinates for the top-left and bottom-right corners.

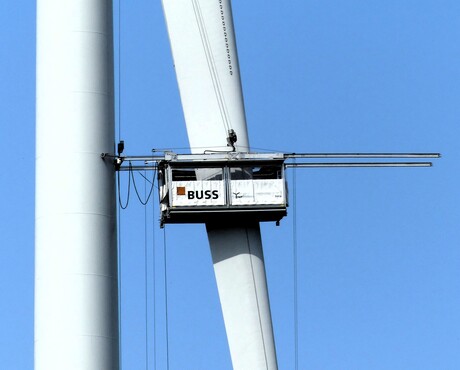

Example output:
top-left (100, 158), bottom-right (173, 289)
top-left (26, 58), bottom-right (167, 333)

top-left (230, 179), bottom-right (285, 206)
top-left (171, 180), bottom-right (226, 207)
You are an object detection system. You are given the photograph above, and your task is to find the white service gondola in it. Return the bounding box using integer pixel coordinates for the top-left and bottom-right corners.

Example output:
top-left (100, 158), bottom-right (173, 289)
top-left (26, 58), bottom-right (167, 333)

top-left (111, 150), bottom-right (439, 227)
top-left (157, 152), bottom-right (288, 226)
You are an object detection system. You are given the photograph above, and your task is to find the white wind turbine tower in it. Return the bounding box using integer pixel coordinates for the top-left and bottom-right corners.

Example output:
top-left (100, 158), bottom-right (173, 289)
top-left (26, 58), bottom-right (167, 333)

top-left (35, 0), bottom-right (119, 369)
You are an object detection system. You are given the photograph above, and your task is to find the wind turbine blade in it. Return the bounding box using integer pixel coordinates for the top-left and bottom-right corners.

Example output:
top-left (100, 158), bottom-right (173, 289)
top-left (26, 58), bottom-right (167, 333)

top-left (162, 1), bottom-right (278, 369)
top-left (162, 0), bottom-right (249, 152)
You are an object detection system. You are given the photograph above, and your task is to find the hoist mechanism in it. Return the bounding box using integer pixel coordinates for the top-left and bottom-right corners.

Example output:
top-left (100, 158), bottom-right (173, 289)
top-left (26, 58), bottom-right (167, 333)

top-left (103, 148), bottom-right (440, 227)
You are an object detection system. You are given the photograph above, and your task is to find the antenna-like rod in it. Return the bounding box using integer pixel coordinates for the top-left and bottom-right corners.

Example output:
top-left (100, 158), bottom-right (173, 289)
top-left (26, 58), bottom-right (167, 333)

top-left (286, 162), bottom-right (433, 168)
top-left (285, 153), bottom-right (441, 159)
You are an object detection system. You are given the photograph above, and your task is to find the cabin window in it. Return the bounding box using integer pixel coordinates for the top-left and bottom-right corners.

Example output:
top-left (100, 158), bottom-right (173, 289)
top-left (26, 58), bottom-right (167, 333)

top-left (171, 168), bottom-right (196, 181)
top-left (230, 165), bottom-right (282, 180)
top-left (171, 167), bottom-right (224, 181)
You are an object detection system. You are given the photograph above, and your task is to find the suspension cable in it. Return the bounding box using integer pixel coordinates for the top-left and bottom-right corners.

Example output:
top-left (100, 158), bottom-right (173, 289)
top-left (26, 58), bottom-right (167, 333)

top-left (292, 162), bottom-right (299, 370)
top-left (117, 197), bottom-right (124, 369)
top-left (117, 0), bottom-right (122, 143)
top-left (163, 228), bottom-right (170, 370)
top-left (116, 0), bottom-right (124, 366)
top-left (152, 191), bottom-right (157, 370)
top-left (117, 159), bottom-right (124, 369)
top-left (118, 163), bottom-right (131, 209)
top-left (131, 166), bottom-right (156, 205)
top-left (191, 0), bottom-right (232, 139)
top-left (144, 171), bottom-right (150, 370)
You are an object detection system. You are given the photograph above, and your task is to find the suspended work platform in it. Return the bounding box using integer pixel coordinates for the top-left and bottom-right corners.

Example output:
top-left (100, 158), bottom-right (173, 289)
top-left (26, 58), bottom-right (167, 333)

top-left (107, 148), bottom-right (440, 227)
top-left (157, 152), bottom-right (287, 226)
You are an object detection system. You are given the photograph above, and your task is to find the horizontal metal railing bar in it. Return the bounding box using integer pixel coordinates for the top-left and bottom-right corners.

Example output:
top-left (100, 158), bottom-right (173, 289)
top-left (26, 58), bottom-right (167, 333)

top-left (284, 153), bottom-right (440, 159)
top-left (285, 162), bottom-right (433, 168)
top-left (118, 155), bottom-right (166, 161)
top-left (111, 152), bottom-right (441, 164)
top-left (119, 165), bottom-right (159, 171)
top-left (119, 162), bottom-right (434, 171)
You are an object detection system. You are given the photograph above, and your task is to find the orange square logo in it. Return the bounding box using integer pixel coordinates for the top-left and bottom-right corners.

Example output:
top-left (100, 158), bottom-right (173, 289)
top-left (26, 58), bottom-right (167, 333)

top-left (177, 187), bottom-right (186, 196)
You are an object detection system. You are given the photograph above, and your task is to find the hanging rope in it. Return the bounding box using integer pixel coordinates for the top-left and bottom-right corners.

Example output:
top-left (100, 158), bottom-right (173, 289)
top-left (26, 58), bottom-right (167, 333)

top-left (118, 166), bottom-right (131, 209)
top-left (163, 227), bottom-right (170, 370)
top-left (116, 0), bottom-right (124, 367)
top-left (132, 167), bottom-right (156, 206)
top-left (118, 164), bottom-right (157, 209)
top-left (152, 190), bottom-right (157, 370)
top-left (292, 162), bottom-right (299, 370)
top-left (117, 195), bottom-right (124, 370)
top-left (191, 0), bottom-right (233, 139)
top-left (117, 0), bottom-right (122, 143)
top-left (144, 171), bottom-right (150, 370)
top-left (118, 167), bottom-right (159, 369)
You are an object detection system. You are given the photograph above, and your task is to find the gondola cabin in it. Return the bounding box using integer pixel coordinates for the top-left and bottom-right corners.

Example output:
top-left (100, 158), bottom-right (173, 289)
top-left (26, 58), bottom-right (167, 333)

top-left (158, 152), bottom-right (288, 226)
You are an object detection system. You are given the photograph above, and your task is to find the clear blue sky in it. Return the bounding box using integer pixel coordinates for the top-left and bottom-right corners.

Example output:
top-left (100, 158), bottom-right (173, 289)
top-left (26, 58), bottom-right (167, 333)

top-left (1, 1), bottom-right (459, 369)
